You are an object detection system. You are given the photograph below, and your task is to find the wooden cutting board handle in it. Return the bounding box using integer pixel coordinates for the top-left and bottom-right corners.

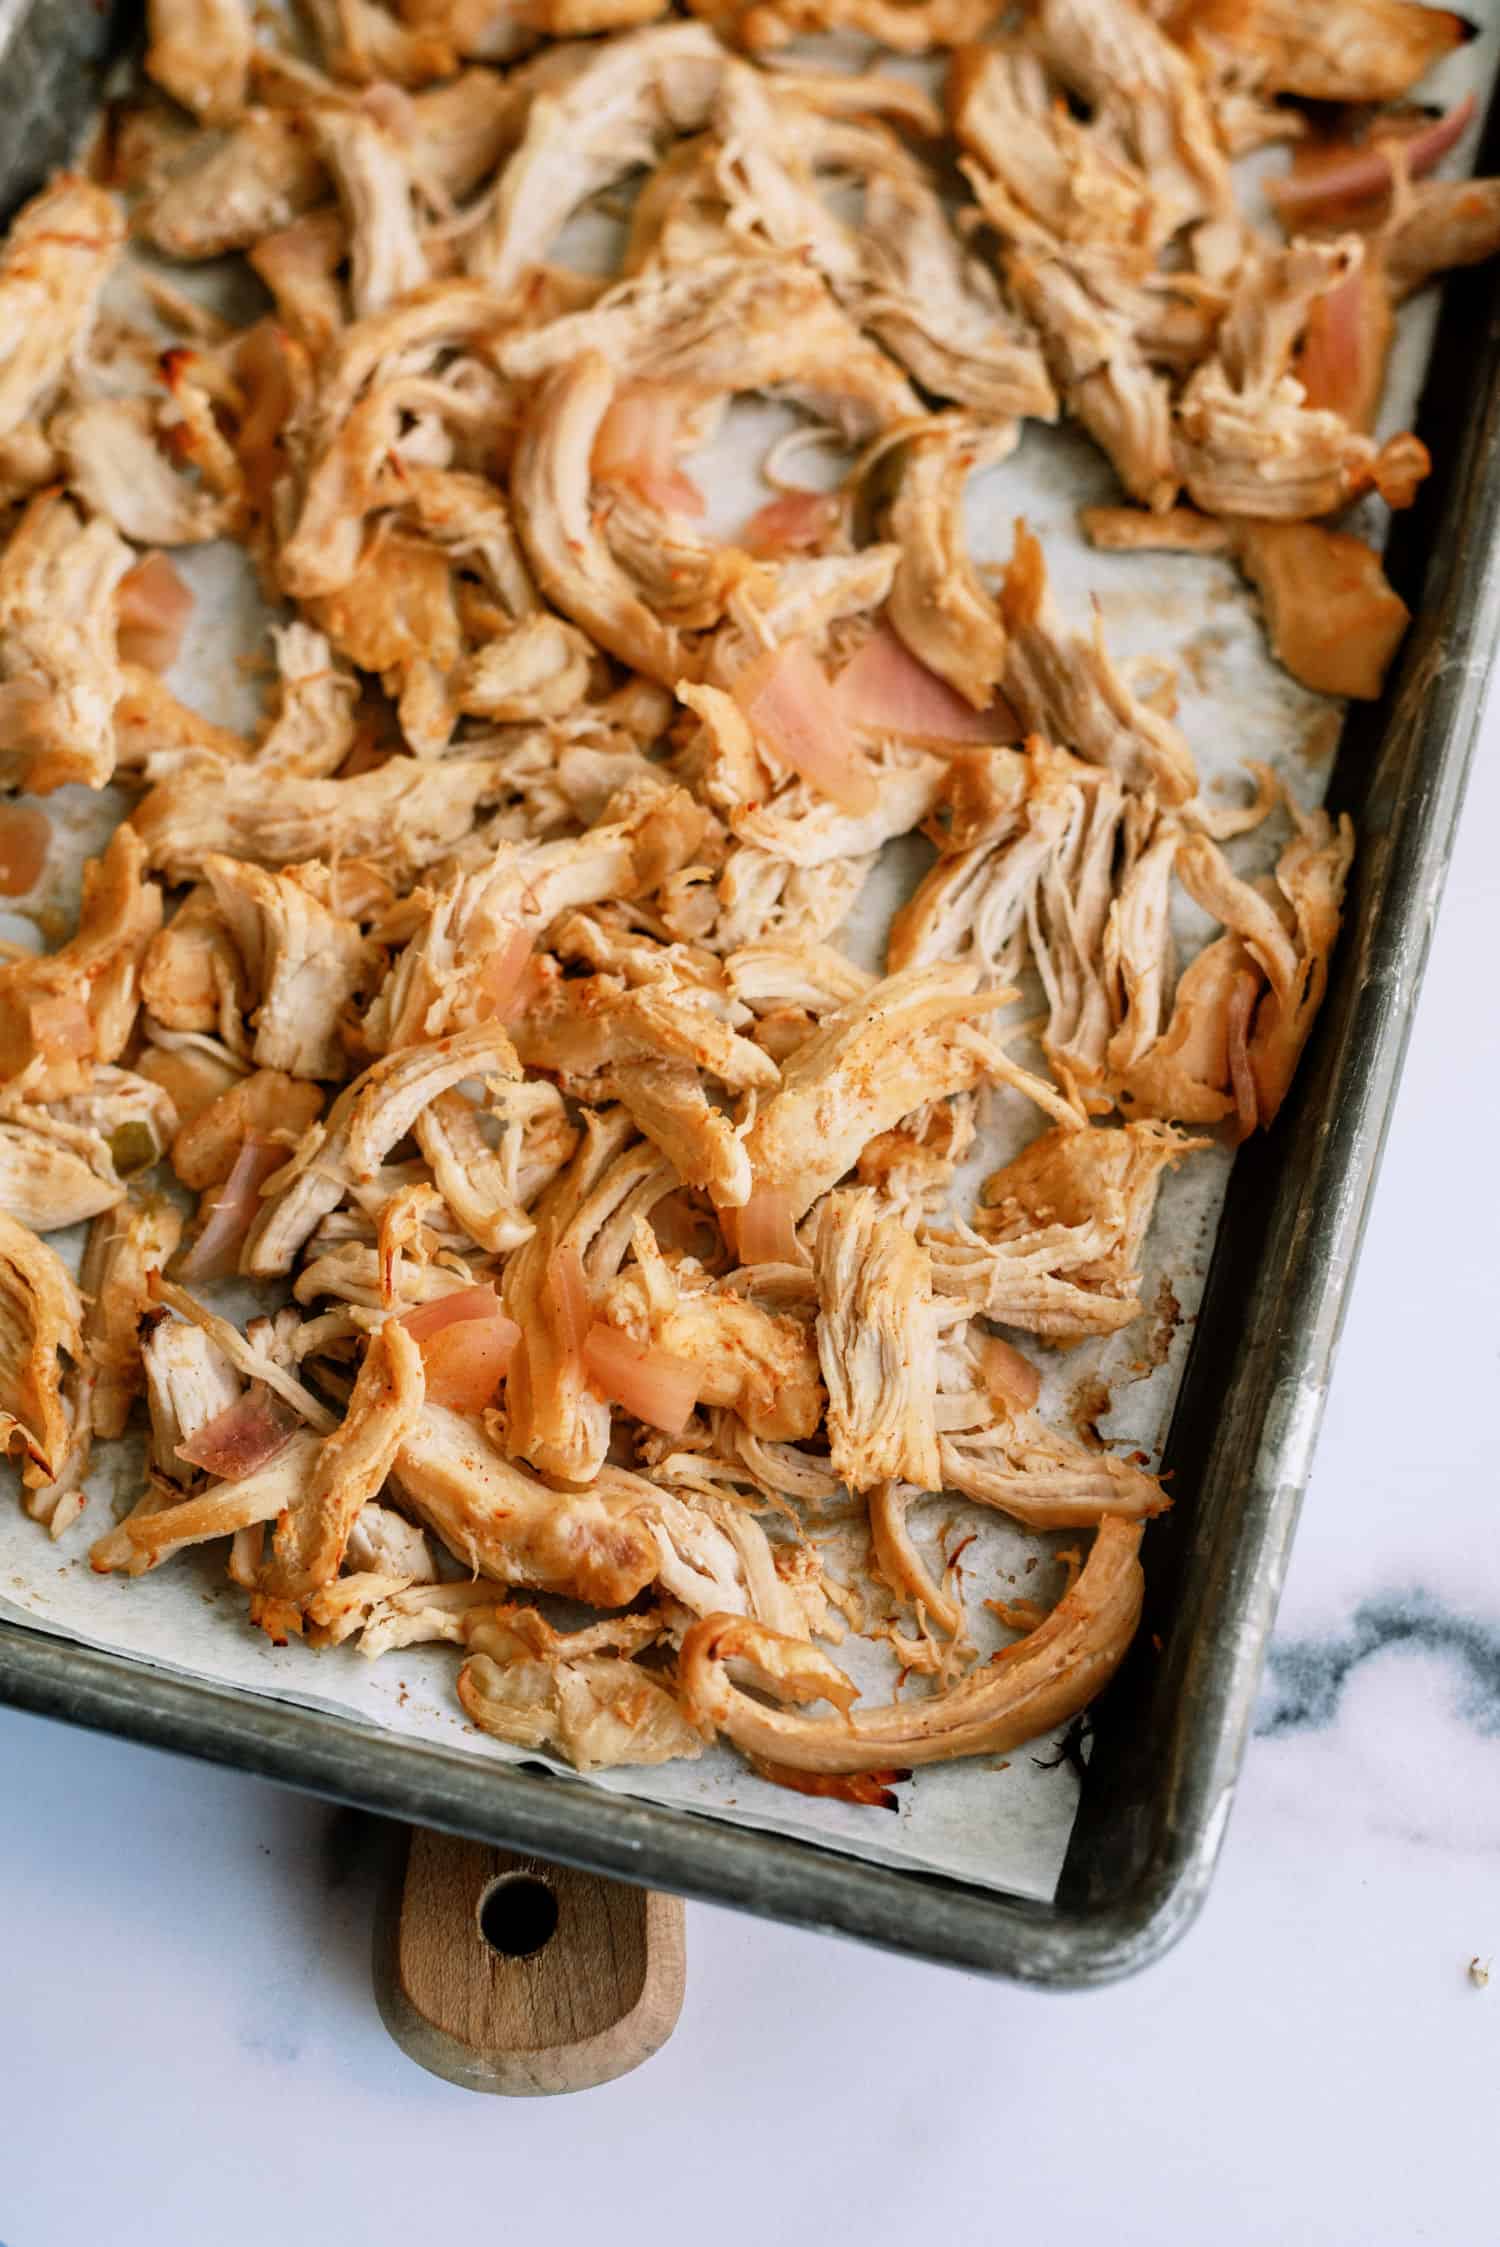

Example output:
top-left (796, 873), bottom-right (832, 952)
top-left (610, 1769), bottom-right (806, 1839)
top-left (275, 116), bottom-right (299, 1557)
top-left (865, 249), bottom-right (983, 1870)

top-left (373, 1826), bottom-right (685, 2094)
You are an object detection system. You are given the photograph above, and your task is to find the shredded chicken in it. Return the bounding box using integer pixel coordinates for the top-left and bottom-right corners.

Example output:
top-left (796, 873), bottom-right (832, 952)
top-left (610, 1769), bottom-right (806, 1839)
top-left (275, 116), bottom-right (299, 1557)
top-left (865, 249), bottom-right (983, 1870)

top-left (3, 0), bottom-right (1485, 1795)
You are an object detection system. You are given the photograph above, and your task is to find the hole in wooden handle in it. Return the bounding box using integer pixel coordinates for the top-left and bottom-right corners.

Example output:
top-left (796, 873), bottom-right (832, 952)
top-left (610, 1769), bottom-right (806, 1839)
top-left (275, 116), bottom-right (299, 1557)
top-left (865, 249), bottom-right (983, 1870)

top-left (477, 1871), bottom-right (559, 1960)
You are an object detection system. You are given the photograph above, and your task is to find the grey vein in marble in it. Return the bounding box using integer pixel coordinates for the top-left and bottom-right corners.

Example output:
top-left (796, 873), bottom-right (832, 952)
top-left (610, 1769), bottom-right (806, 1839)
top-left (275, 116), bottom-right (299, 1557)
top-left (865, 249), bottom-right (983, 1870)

top-left (1257, 1592), bottom-right (1500, 1739)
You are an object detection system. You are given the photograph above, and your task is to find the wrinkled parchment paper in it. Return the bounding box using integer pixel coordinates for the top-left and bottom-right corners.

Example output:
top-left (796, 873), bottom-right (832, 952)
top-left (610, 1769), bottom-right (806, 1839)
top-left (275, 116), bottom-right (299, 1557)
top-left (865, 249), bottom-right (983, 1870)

top-left (2, 17), bottom-right (1494, 1900)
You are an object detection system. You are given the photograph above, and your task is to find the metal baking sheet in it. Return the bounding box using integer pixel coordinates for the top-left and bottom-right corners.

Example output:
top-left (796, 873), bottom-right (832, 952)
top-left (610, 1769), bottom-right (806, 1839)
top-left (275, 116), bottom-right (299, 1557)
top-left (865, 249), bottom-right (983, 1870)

top-left (3, 3), bottom-right (1499, 1979)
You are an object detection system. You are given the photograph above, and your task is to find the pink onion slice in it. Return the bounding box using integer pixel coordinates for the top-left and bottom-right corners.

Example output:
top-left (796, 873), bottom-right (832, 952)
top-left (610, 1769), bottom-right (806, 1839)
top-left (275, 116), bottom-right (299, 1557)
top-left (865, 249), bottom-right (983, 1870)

top-left (833, 625), bottom-right (1019, 746)
top-left (734, 638), bottom-right (878, 815)
top-left (176, 1382), bottom-right (300, 1480)
top-left (741, 489), bottom-right (843, 556)
top-left (592, 385), bottom-right (706, 518)
top-left (176, 1136), bottom-right (286, 1281)
top-left (1270, 94), bottom-right (1477, 221)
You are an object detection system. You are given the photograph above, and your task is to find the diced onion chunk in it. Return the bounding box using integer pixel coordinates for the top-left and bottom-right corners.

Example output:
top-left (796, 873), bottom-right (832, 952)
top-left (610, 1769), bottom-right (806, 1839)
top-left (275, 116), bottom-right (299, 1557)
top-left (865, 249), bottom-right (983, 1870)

top-left (581, 1323), bottom-right (700, 1433)
top-left (734, 1186), bottom-right (799, 1266)
top-left (116, 551), bottom-right (194, 672)
top-left (177, 1383), bottom-right (300, 1480)
top-left (398, 1284), bottom-right (521, 1409)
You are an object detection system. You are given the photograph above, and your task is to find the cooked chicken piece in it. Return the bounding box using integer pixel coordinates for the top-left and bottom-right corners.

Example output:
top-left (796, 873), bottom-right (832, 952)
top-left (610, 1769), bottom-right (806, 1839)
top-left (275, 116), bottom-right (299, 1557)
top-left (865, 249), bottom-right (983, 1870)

top-left (511, 956), bottom-right (776, 1093)
top-left (302, 0), bottom-right (456, 83)
top-left (1102, 817), bottom-right (1179, 1078)
top-left (397, 462), bottom-right (542, 619)
top-left (243, 1023), bottom-right (518, 1275)
top-left (680, 1515), bottom-right (1143, 1772)
top-left (887, 746), bottom-right (1065, 987)
top-left (201, 856), bottom-right (374, 1079)
top-left (699, 68), bottom-right (1053, 421)
top-left (0, 178), bottom-right (123, 440)
top-left (0, 1211), bottom-right (83, 1487)
top-left (939, 1400), bottom-right (1166, 1530)
top-left (512, 356), bottom-right (698, 686)
top-left (1177, 237), bottom-right (1428, 519)
top-left (855, 1091), bottom-right (976, 1217)
top-left (252, 1322), bottom-right (425, 1640)
top-left (113, 667), bottom-right (252, 781)
top-left (878, 417), bottom-right (1014, 712)
top-left (0, 422), bottom-right (59, 504)
top-left (708, 548), bottom-right (901, 685)
top-left (922, 1118), bottom-right (1202, 1343)
top-left (141, 886), bottom-right (249, 1047)
top-left (295, 1238), bottom-right (468, 1311)
top-left (1000, 525), bottom-right (1198, 804)
top-left (78, 1196), bottom-right (184, 1442)
top-left (0, 492), bottom-right (134, 793)
top-left (599, 486), bottom-right (749, 636)
top-left (600, 1225), bottom-right (821, 1439)
top-left (450, 615), bottom-right (592, 723)
top-left (312, 106), bottom-right (429, 320)
top-left (1231, 522), bottom-right (1410, 701)
top-left (1114, 924), bottom-right (1247, 1123)
top-left (659, 839), bottom-right (875, 954)
top-left (139, 111), bottom-right (331, 259)
top-left (504, 252), bottom-right (921, 439)
top-left (893, 734), bottom-right (1127, 1096)
top-left (0, 1109), bottom-right (126, 1233)
top-left (132, 751), bottom-right (519, 884)
top-left (247, 208), bottom-right (348, 354)
top-left (1231, 0), bottom-right (1474, 103)
top-left (1081, 501), bottom-right (1411, 702)
top-left (745, 961), bottom-right (1078, 1220)
top-left (251, 625), bottom-right (361, 780)
top-left (1386, 178), bottom-right (1500, 300)
top-left (0, 1057), bottom-right (174, 1230)
top-left (414, 1080), bottom-right (576, 1252)
top-left (457, 1604), bottom-right (702, 1771)
top-left (858, 166), bottom-right (1057, 421)
top-left (140, 1315), bottom-right (242, 1486)
top-left (501, 1114), bottom-right (663, 1479)
top-left (53, 397), bottom-right (237, 546)
top-left (730, 748), bottom-right (944, 867)
top-left (813, 1192), bottom-right (939, 1492)
top-left (368, 785), bottom-right (712, 1047)
top-left (1177, 799), bottom-right (1354, 1130)
top-left (277, 283), bottom-right (520, 599)
top-left (1030, 752), bottom-right (1129, 1098)
top-left (170, 1069), bottom-right (325, 1190)
top-left (393, 1401), bottom-right (663, 1606)
top-left (142, 71), bottom-right (520, 258)
top-left (304, 529), bottom-right (464, 757)
top-left (950, 45), bottom-right (1179, 508)
top-left (1080, 503), bottom-right (1233, 556)
top-left (694, 0), bottom-right (996, 52)
top-left (146, 0), bottom-right (253, 122)
top-left (344, 1498), bottom-right (437, 1580)
top-left (1029, 0), bottom-right (1230, 241)
top-left (466, 22), bottom-right (725, 291)
top-left (0, 827), bottom-right (161, 1098)
top-left (725, 939), bottom-right (874, 1019)
top-left (91, 1429), bottom-right (326, 1576)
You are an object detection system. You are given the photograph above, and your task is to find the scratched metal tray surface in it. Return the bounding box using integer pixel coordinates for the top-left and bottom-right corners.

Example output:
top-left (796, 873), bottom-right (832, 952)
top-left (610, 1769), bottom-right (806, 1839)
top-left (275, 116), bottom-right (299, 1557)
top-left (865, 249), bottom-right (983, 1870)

top-left (3, 11), bottom-right (1500, 1985)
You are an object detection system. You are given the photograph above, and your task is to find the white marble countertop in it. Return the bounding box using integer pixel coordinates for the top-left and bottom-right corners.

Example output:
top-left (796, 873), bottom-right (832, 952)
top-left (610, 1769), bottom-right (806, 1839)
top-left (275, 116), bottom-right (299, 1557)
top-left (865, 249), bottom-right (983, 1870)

top-left (5, 709), bottom-right (1500, 2245)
